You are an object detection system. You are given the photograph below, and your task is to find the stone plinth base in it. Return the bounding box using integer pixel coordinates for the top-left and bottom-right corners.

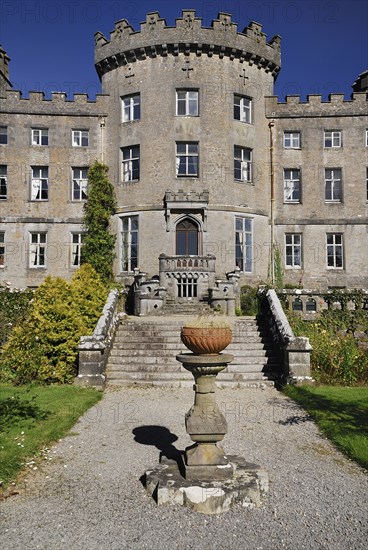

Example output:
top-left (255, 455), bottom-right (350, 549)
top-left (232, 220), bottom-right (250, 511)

top-left (144, 456), bottom-right (268, 515)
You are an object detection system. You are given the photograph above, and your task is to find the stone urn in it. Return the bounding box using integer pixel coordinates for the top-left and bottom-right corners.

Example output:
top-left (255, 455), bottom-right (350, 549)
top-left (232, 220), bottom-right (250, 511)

top-left (180, 319), bottom-right (232, 355)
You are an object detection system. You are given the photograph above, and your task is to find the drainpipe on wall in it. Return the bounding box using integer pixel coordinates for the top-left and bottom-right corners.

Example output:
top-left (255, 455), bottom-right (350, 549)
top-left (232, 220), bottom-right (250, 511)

top-left (99, 116), bottom-right (106, 163)
top-left (269, 120), bottom-right (275, 285)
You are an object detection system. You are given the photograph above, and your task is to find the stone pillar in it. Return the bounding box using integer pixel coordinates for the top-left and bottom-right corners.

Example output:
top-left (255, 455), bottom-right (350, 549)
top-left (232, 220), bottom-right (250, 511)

top-left (285, 336), bottom-right (313, 383)
top-left (75, 338), bottom-right (106, 388)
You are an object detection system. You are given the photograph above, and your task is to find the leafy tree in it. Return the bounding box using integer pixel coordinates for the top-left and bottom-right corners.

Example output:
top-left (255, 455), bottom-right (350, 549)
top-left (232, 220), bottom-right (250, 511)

top-left (81, 161), bottom-right (117, 282)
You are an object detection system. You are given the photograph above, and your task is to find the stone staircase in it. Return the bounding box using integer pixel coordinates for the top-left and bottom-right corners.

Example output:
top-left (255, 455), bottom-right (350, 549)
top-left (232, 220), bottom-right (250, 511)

top-left (106, 316), bottom-right (280, 388)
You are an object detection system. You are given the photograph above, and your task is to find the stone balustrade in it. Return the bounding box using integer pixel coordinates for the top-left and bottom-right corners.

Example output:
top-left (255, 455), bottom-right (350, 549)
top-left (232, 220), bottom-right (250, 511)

top-left (280, 289), bottom-right (368, 318)
top-left (75, 289), bottom-right (121, 388)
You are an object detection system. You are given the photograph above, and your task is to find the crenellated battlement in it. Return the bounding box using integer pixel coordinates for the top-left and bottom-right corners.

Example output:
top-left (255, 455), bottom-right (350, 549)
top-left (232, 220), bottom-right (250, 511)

top-left (0, 89), bottom-right (109, 115)
top-left (265, 92), bottom-right (367, 118)
top-left (94, 10), bottom-right (281, 79)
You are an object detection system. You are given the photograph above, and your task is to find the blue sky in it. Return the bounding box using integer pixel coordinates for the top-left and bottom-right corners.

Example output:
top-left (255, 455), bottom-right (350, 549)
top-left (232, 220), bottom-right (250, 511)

top-left (0, 0), bottom-right (367, 100)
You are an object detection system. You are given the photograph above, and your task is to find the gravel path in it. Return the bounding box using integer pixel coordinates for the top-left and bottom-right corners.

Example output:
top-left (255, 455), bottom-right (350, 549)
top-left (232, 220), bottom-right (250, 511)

top-left (1, 386), bottom-right (367, 550)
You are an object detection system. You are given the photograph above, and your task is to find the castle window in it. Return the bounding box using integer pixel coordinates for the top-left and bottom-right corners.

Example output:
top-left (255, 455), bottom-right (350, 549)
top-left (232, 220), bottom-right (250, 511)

top-left (176, 142), bottom-right (199, 177)
top-left (366, 129), bottom-right (368, 147)
top-left (72, 167), bottom-right (88, 200)
top-left (234, 146), bottom-right (252, 182)
top-left (29, 232), bottom-right (47, 268)
top-left (325, 168), bottom-right (342, 201)
top-left (122, 145), bottom-right (140, 181)
top-left (324, 130), bottom-right (341, 148)
top-left (122, 93), bottom-right (140, 122)
top-left (72, 130), bottom-right (89, 147)
top-left (0, 127), bottom-right (7, 144)
top-left (176, 90), bottom-right (198, 116)
top-left (326, 233), bottom-right (343, 269)
top-left (283, 132), bottom-right (300, 149)
top-left (0, 166), bottom-right (7, 200)
top-left (71, 233), bottom-right (85, 267)
top-left (176, 219), bottom-right (198, 256)
top-left (366, 167), bottom-right (368, 201)
top-left (0, 232), bottom-right (4, 267)
top-left (284, 169), bottom-right (301, 203)
top-left (32, 128), bottom-right (49, 146)
top-left (285, 233), bottom-right (302, 268)
top-left (31, 166), bottom-right (48, 201)
top-left (121, 215), bottom-right (139, 272)
top-left (235, 217), bottom-right (252, 273)
top-left (234, 95), bottom-right (252, 123)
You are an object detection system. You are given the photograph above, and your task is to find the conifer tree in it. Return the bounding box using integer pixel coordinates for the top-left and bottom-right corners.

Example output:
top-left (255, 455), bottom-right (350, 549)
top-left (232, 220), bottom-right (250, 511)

top-left (81, 161), bottom-right (117, 282)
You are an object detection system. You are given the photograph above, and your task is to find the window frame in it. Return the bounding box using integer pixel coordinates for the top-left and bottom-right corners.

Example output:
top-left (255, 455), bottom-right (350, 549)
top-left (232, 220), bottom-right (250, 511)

top-left (29, 232), bottom-right (47, 268)
top-left (121, 215), bottom-right (139, 272)
top-left (285, 233), bottom-right (302, 268)
top-left (233, 94), bottom-right (252, 124)
top-left (176, 142), bottom-right (199, 178)
top-left (121, 93), bottom-right (140, 123)
top-left (235, 217), bottom-right (253, 273)
top-left (326, 233), bottom-right (344, 269)
top-left (324, 130), bottom-right (342, 148)
top-left (0, 165), bottom-right (7, 200)
top-left (0, 126), bottom-right (8, 145)
top-left (283, 168), bottom-right (301, 203)
top-left (234, 146), bottom-right (252, 182)
top-left (0, 231), bottom-right (4, 268)
top-left (176, 89), bottom-right (199, 117)
top-left (72, 167), bottom-right (88, 201)
top-left (325, 168), bottom-right (342, 202)
top-left (283, 131), bottom-right (301, 149)
top-left (72, 129), bottom-right (89, 147)
top-left (31, 128), bottom-right (49, 146)
top-left (70, 232), bottom-right (85, 268)
top-left (121, 145), bottom-right (140, 182)
top-left (31, 166), bottom-right (49, 201)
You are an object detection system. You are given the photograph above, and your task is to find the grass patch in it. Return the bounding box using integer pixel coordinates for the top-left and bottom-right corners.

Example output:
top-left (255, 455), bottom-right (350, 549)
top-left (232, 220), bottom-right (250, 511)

top-left (0, 384), bottom-right (102, 488)
top-left (284, 385), bottom-right (368, 470)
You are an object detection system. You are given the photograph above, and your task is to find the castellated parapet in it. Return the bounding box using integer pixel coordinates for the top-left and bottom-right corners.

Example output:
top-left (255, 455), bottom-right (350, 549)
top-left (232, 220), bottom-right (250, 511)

top-left (265, 92), bottom-right (367, 118)
top-left (94, 10), bottom-right (281, 79)
top-left (0, 90), bottom-right (109, 116)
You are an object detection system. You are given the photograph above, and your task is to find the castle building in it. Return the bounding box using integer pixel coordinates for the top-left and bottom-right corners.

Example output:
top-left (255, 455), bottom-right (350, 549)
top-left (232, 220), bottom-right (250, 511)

top-left (0, 11), bottom-right (367, 300)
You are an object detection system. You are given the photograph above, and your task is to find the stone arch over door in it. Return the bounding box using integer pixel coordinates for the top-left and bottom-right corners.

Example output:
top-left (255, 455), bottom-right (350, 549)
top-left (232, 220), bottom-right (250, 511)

top-left (175, 215), bottom-right (201, 255)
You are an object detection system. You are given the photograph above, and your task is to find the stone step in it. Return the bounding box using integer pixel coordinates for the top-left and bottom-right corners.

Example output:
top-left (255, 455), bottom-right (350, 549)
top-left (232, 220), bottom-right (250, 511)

top-left (107, 370), bottom-right (273, 382)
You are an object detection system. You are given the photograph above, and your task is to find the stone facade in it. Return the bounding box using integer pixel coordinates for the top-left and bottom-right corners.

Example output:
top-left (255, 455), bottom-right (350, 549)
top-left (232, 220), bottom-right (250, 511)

top-left (0, 10), bottom-right (367, 293)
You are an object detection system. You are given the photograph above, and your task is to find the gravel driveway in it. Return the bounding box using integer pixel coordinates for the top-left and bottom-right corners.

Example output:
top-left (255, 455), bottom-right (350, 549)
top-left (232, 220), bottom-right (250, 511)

top-left (1, 386), bottom-right (367, 550)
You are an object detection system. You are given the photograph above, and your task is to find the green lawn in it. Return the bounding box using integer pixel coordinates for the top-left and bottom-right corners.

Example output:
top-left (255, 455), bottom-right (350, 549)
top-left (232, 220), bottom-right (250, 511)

top-left (284, 385), bottom-right (368, 470)
top-left (0, 384), bottom-right (103, 489)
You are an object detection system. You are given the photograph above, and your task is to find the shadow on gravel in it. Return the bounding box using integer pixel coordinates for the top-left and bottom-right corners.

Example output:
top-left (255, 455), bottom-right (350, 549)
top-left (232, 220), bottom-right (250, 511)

top-left (278, 415), bottom-right (313, 425)
top-left (132, 425), bottom-right (183, 462)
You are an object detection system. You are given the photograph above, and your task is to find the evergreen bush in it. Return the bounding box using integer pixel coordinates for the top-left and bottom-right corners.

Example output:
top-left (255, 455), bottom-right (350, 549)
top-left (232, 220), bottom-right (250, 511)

top-left (0, 265), bottom-right (108, 385)
top-left (81, 161), bottom-right (117, 283)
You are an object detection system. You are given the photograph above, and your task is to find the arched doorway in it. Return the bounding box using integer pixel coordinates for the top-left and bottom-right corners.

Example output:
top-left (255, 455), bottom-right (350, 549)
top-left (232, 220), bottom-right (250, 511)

top-left (176, 218), bottom-right (198, 255)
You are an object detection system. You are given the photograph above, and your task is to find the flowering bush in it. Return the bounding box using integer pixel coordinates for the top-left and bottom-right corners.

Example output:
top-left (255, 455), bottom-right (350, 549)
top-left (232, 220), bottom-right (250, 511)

top-left (288, 311), bottom-right (368, 385)
top-left (0, 286), bottom-right (33, 346)
top-left (0, 265), bottom-right (108, 384)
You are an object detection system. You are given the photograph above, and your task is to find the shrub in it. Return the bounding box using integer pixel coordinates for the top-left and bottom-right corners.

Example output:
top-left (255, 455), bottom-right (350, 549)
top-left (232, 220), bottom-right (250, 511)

top-left (0, 265), bottom-right (108, 385)
top-left (288, 311), bottom-right (368, 386)
top-left (0, 287), bottom-right (33, 346)
top-left (240, 286), bottom-right (259, 316)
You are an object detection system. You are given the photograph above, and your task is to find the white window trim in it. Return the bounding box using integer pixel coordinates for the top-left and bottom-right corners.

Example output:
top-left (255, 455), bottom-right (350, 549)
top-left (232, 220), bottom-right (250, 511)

top-left (72, 167), bottom-right (88, 201)
top-left (235, 217), bottom-right (253, 273)
top-left (283, 169), bottom-right (301, 203)
top-left (0, 165), bottom-right (7, 200)
top-left (0, 231), bottom-right (5, 268)
top-left (122, 94), bottom-right (140, 123)
top-left (72, 130), bottom-right (89, 147)
top-left (176, 90), bottom-right (199, 117)
top-left (176, 142), bottom-right (199, 177)
top-left (326, 233), bottom-right (344, 269)
top-left (121, 146), bottom-right (140, 182)
top-left (31, 167), bottom-right (49, 201)
top-left (70, 233), bottom-right (85, 268)
top-left (234, 146), bottom-right (252, 182)
top-left (234, 95), bottom-right (252, 124)
top-left (0, 126), bottom-right (8, 145)
top-left (283, 131), bottom-right (300, 149)
top-left (29, 232), bottom-right (47, 268)
top-left (325, 168), bottom-right (342, 202)
top-left (121, 215), bottom-right (139, 272)
top-left (285, 233), bottom-right (302, 269)
top-left (324, 130), bottom-right (342, 148)
top-left (31, 128), bottom-right (48, 146)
